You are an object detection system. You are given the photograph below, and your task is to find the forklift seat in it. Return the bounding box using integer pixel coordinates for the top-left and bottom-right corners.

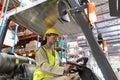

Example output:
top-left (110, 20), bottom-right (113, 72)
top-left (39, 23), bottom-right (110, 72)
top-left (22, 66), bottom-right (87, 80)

top-left (21, 63), bottom-right (37, 80)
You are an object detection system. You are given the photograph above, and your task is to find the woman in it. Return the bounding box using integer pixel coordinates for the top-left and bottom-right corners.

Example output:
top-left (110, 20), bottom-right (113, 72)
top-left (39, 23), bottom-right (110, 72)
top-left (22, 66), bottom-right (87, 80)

top-left (33, 28), bottom-right (80, 80)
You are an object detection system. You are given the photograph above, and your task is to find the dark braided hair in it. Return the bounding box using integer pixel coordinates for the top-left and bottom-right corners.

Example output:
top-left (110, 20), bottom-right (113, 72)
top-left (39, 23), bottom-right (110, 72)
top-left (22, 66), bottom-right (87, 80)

top-left (41, 37), bottom-right (47, 46)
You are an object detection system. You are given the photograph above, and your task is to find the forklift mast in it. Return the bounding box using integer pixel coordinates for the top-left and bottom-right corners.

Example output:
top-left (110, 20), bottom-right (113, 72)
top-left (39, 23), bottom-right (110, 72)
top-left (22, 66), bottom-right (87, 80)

top-left (67, 0), bottom-right (117, 80)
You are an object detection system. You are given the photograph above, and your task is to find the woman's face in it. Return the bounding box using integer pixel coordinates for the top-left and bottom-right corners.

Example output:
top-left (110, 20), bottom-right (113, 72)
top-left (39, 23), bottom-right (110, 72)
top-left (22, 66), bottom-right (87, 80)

top-left (47, 35), bottom-right (58, 44)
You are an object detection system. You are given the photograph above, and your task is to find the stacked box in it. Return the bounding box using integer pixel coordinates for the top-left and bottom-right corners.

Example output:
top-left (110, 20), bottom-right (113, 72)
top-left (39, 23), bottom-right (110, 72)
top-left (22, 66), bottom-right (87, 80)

top-left (25, 40), bottom-right (41, 52)
top-left (24, 29), bottom-right (33, 36)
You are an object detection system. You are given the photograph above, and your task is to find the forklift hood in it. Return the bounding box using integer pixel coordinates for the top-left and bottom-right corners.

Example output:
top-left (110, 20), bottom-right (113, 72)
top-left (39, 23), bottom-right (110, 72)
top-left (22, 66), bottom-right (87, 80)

top-left (9, 0), bottom-right (82, 36)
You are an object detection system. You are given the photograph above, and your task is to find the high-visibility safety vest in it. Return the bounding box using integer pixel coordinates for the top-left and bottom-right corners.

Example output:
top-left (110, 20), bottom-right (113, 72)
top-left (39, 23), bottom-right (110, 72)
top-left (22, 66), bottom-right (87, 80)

top-left (33, 46), bottom-right (60, 80)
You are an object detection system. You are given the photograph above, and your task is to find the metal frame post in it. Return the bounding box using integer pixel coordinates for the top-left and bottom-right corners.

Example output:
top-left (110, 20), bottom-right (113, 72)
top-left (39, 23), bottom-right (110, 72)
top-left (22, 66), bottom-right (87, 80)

top-left (0, 0), bottom-right (10, 34)
top-left (36, 35), bottom-right (40, 51)
top-left (0, 19), bottom-right (11, 52)
top-left (68, 0), bottom-right (117, 80)
top-left (10, 24), bottom-right (19, 53)
top-left (0, 0), bottom-right (6, 19)
top-left (10, 0), bottom-right (22, 53)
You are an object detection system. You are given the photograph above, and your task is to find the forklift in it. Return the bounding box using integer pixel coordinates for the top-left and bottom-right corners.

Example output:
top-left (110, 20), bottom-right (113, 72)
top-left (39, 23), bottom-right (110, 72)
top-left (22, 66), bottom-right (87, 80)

top-left (0, 0), bottom-right (119, 80)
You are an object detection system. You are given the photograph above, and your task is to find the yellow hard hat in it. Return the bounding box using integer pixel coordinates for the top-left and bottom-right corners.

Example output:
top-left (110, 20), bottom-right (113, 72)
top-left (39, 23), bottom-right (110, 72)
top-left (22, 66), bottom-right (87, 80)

top-left (45, 28), bottom-right (59, 36)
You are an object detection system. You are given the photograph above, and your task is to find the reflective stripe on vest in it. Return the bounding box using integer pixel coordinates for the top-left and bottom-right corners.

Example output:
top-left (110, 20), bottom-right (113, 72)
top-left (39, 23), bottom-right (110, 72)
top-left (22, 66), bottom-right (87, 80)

top-left (33, 46), bottom-right (60, 80)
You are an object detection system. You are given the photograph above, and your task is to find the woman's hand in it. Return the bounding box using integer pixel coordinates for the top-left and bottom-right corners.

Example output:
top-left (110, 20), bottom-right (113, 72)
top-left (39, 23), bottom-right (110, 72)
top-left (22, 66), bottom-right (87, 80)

top-left (64, 64), bottom-right (70, 73)
top-left (64, 63), bottom-right (75, 73)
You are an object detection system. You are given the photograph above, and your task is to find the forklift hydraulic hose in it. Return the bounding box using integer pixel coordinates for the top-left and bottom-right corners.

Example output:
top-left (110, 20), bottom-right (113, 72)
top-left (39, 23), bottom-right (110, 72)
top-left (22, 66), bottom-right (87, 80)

top-left (0, 53), bottom-right (35, 74)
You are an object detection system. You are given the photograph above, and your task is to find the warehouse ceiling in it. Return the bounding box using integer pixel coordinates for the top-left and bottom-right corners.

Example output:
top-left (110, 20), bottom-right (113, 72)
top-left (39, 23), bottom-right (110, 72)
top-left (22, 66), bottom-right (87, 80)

top-left (2, 0), bottom-right (119, 54)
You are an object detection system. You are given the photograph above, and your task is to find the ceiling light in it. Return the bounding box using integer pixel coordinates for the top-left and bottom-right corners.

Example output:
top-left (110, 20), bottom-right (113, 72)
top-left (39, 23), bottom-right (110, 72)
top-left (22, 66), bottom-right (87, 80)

top-left (77, 36), bottom-right (85, 40)
top-left (113, 43), bottom-right (120, 46)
